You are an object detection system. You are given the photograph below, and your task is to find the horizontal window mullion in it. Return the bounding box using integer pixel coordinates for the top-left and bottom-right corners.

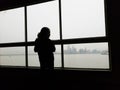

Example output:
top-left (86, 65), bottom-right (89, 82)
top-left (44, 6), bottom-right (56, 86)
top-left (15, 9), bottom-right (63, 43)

top-left (0, 37), bottom-right (108, 47)
top-left (53, 37), bottom-right (108, 45)
top-left (0, 42), bottom-right (27, 47)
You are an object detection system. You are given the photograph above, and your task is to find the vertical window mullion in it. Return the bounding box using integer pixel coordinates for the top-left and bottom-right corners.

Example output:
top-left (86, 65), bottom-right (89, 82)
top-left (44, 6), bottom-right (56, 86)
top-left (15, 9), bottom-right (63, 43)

top-left (104, 0), bottom-right (111, 70)
top-left (24, 6), bottom-right (28, 67)
top-left (59, 0), bottom-right (64, 68)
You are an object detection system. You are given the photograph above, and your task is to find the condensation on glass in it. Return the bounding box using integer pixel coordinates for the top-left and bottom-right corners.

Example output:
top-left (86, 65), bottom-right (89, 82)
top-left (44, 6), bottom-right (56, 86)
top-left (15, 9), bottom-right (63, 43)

top-left (27, 1), bottom-right (60, 41)
top-left (0, 7), bottom-right (25, 43)
top-left (64, 43), bottom-right (109, 69)
top-left (28, 45), bottom-right (61, 67)
top-left (61, 0), bottom-right (106, 39)
top-left (0, 47), bottom-right (25, 66)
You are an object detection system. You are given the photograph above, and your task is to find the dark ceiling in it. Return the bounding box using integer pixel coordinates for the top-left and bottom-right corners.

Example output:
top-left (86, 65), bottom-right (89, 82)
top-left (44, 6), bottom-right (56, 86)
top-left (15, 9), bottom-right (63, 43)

top-left (0, 0), bottom-right (54, 11)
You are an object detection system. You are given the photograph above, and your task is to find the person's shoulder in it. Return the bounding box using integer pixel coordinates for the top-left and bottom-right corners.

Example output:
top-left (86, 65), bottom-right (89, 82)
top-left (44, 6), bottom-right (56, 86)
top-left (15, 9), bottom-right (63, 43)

top-left (35, 38), bottom-right (38, 42)
top-left (48, 39), bottom-right (53, 42)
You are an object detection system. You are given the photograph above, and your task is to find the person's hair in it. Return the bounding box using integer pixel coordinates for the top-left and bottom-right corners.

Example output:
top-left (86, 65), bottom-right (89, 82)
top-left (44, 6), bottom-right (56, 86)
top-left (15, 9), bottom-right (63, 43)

top-left (38, 27), bottom-right (50, 39)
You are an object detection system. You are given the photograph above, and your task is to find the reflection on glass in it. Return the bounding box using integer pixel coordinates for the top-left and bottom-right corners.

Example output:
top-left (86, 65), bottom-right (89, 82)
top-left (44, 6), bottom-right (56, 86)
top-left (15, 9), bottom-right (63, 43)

top-left (0, 7), bottom-right (24, 43)
top-left (0, 47), bottom-right (25, 66)
top-left (61, 0), bottom-right (106, 39)
top-left (27, 1), bottom-right (60, 41)
top-left (28, 45), bottom-right (61, 67)
top-left (64, 43), bottom-right (109, 69)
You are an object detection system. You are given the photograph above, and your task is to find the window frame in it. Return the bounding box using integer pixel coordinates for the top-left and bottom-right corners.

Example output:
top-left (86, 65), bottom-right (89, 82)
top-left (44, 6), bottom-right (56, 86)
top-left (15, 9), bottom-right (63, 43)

top-left (0, 0), bottom-right (111, 71)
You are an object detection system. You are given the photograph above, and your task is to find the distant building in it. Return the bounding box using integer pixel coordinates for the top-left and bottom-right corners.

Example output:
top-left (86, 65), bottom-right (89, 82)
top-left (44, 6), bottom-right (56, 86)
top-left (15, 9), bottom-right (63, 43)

top-left (64, 46), bottom-right (108, 54)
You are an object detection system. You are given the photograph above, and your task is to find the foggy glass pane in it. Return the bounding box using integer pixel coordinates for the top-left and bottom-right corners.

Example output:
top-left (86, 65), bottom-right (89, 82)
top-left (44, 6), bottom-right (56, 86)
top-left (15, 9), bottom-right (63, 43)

top-left (28, 45), bottom-right (61, 67)
top-left (0, 7), bottom-right (25, 43)
top-left (27, 1), bottom-right (60, 41)
top-left (61, 0), bottom-right (106, 39)
top-left (0, 47), bottom-right (25, 66)
top-left (64, 43), bottom-right (109, 69)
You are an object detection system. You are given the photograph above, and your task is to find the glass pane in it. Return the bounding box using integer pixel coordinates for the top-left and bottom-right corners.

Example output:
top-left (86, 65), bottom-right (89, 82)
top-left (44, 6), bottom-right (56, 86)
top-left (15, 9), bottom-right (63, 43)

top-left (28, 46), bottom-right (40, 67)
top-left (64, 43), bottom-right (109, 69)
top-left (27, 1), bottom-right (60, 41)
top-left (0, 47), bottom-right (25, 66)
top-left (62, 0), bottom-right (106, 39)
top-left (54, 45), bottom-right (61, 67)
top-left (28, 45), bottom-right (61, 67)
top-left (0, 7), bottom-right (25, 43)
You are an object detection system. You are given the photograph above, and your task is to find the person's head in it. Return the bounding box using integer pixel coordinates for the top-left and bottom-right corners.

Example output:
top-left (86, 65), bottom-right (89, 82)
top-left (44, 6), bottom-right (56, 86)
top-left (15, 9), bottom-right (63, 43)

top-left (38, 27), bottom-right (50, 39)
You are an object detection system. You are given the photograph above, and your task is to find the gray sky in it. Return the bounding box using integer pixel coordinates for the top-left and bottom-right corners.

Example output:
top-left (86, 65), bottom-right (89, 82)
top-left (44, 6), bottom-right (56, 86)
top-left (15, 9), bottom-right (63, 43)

top-left (27, 0), bottom-right (105, 40)
top-left (62, 0), bottom-right (106, 39)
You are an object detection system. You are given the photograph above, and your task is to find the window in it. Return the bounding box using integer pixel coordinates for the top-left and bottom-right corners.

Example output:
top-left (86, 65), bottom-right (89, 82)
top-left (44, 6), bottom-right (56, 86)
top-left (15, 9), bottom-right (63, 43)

top-left (0, 0), bottom-right (110, 70)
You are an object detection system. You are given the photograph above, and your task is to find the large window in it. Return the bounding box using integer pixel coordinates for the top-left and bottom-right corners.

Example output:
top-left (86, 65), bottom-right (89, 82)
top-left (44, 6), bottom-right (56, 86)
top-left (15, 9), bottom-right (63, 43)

top-left (0, 0), bottom-right (110, 70)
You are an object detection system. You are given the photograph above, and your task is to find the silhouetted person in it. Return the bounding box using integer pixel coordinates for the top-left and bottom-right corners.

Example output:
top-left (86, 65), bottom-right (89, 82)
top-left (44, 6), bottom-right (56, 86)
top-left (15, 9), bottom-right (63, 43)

top-left (34, 27), bottom-right (56, 70)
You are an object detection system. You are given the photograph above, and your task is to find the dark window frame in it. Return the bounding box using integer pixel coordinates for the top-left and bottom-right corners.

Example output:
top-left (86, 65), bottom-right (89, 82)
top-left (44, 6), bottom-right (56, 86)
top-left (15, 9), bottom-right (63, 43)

top-left (0, 0), bottom-right (111, 71)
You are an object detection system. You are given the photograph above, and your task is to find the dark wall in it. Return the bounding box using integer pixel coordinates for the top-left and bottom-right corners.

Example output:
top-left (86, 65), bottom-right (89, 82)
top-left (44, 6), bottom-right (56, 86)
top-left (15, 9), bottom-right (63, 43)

top-left (0, 0), bottom-right (120, 90)
top-left (107, 0), bottom-right (120, 73)
top-left (105, 0), bottom-right (120, 89)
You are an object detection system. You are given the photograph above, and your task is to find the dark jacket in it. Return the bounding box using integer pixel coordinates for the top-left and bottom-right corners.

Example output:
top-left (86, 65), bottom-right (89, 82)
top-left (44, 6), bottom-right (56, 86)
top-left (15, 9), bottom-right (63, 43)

top-left (34, 38), bottom-right (55, 55)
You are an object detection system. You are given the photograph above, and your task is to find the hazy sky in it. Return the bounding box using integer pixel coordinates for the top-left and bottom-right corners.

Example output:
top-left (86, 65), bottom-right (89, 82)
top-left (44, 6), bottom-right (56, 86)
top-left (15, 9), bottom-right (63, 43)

top-left (62, 0), bottom-right (106, 39)
top-left (27, 0), bottom-right (106, 40)
top-left (0, 0), bottom-right (107, 52)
